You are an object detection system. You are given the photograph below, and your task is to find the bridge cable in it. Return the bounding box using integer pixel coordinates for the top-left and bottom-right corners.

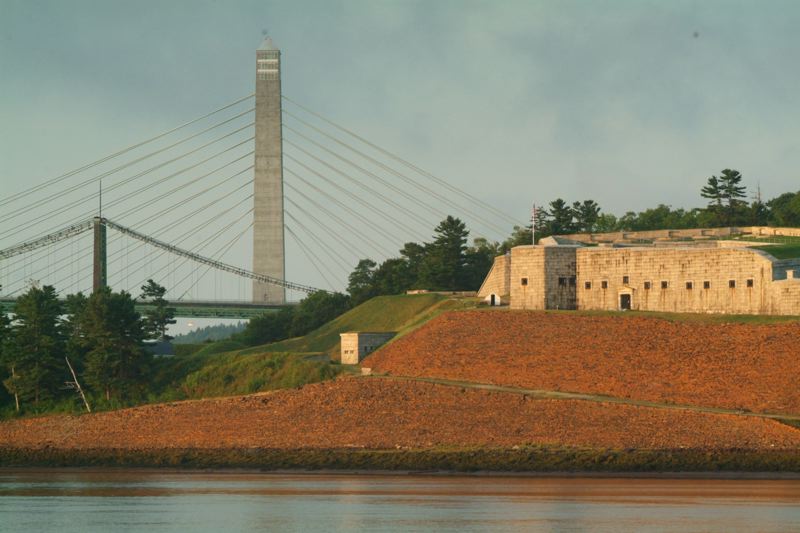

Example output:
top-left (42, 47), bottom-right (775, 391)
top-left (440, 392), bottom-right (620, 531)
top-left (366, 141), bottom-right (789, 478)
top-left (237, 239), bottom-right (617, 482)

top-left (1, 128), bottom-right (255, 240)
top-left (283, 139), bottom-right (437, 231)
top-left (283, 128), bottom-right (451, 224)
top-left (284, 167), bottom-right (406, 245)
top-left (286, 225), bottom-right (338, 291)
top-left (283, 197), bottom-right (375, 263)
top-left (0, 93), bottom-right (254, 210)
top-left (0, 111), bottom-right (254, 225)
top-left (283, 184), bottom-right (393, 258)
top-left (282, 95), bottom-right (524, 227)
top-left (283, 158), bottom-right (425, 240)
top-left (284, 210), bottom-right (353, 274)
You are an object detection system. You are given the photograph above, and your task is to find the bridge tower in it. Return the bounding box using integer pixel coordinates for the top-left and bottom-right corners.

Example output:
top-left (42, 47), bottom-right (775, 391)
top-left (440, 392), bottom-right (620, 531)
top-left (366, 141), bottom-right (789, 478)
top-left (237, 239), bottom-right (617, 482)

top-left (92, 217), bottom-right (107, 292)
top-left (252, 36), bottom-right (286, 304)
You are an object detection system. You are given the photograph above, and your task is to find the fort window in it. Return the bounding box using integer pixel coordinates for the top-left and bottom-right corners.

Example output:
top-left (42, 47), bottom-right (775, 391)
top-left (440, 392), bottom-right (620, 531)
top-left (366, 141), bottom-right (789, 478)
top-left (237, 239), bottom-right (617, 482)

top-left (558, 277), bottom-right (567, 287)
top-left (585, 281), bottom-right (592, 290)
top-left (704, 281), bottom-right (711, 289)
top-left (686, 281), bottom-right (693, 290)
top-left (644, 281), bottom-right (651, 290)
top-left (622, 275), bottom-right (630, 284)
top-left (569, 276), bottom-right (576, 287)
top-left (729, 280), bottom-right (736, 288)
top-left (661, 281), bottom-right (669, 289)
top-left (601, 280), bottom-right (608, 289)
top-left (747, 279), bottom-right (754, 288)
top-left (521, 277), bottom-right (528, 286)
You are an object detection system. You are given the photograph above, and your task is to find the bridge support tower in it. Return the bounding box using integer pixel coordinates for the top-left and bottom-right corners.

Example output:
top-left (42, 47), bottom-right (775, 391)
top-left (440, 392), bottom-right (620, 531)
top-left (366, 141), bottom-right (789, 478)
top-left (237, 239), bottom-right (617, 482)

top-left (252, 36), bottom-right (286, 304)
top-left (92, 217), bottom-right (107, 292)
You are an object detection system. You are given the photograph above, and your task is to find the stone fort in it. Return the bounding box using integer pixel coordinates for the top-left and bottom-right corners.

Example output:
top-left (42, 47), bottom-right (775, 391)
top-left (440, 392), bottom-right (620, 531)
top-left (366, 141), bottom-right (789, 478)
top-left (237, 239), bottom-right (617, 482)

top-left (479, 227), bottom-right (800, 315)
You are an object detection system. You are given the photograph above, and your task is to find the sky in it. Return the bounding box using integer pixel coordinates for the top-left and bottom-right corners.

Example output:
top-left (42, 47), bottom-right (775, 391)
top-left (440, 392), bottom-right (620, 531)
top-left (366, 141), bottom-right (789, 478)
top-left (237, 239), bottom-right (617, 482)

top-left (2, 0), bottom-right (800, 330)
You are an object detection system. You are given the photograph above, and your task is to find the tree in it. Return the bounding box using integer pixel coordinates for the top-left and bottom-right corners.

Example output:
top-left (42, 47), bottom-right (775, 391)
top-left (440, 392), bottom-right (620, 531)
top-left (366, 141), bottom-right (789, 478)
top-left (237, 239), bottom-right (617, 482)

top-left (0, 294), bottom-right (12, 410)
top-left (767, 191), bottom-right (800, 227)
top-left (500, 225), bottom-right (532, 251)
top-left (347, 259), bottom-right (378, 306)
top-left (543, 199), bottom-right (575, 235)
top-left (75, 288), bottom-right (149, 401)
top-left (140, 279), bottom-right (176, 342)
top-left (371, 258), bottom-right (414, 295)
top-left (289, 291), bottom-right (351, 337)
top-left (418, 216), bottom-right (469, 290)
top-left (1, 285), bottom-right (64, 409)
top-left (235, 308), bottom-right (294, 346)
top-left (571, 200), bottom-right (601, 233)
top-left (702, 169), bottom-right (748, 226)
top-left (700, 175), bottom-right (724, 217)
top-left (463, 237), bottom-right (499, 290)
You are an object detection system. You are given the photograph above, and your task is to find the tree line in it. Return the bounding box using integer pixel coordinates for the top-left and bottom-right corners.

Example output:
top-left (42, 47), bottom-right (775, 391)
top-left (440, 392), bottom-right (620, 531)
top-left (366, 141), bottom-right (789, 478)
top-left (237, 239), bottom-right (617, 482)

top-left (0, 281), bottom-right (175, 413)
top-left (503, 170), bottom-right (800, 247)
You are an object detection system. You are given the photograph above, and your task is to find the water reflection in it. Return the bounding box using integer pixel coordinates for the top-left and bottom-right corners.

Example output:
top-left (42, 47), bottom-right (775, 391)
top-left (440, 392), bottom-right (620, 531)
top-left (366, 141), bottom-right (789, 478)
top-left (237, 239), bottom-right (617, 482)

top-left (1, 471), bottom-right (799, 532)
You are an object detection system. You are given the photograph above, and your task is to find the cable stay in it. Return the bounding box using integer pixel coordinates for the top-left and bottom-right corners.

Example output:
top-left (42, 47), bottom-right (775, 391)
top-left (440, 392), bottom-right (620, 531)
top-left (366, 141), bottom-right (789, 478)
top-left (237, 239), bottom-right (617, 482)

top-left (102, 219), bottom-right (323, 294)
top-left (0, 93), bottom-right (254, 210)
top-left (282, 96), bottom-right (525, 228)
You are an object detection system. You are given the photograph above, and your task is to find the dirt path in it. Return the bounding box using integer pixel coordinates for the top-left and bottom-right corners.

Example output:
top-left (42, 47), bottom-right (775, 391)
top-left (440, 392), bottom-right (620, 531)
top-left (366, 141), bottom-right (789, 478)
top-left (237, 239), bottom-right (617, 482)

top-left (369, 374), bottom-right (800, 422)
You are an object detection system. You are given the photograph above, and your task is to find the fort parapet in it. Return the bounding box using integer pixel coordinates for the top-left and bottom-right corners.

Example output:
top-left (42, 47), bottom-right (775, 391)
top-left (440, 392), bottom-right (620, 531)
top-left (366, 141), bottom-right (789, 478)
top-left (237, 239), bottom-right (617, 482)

top-left (479, 235), bottom-right (800, 315)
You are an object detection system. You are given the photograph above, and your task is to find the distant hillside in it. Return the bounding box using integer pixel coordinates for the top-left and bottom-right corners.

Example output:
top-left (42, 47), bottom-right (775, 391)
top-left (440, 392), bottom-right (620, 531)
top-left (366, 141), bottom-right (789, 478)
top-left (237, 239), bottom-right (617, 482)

top-left (239, 293), bottom-right (477, 359)
top-left (172, 322), bottom-right (246, 344)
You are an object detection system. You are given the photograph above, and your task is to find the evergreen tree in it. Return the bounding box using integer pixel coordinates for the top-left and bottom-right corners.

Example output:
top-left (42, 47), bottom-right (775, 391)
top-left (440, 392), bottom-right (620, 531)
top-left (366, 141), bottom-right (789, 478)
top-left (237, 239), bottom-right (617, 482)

top-left (347, 259), bottom-right (378, 305)
top-left (700, 175), bottom-right (724, 217)
top-left (571, 200), bottom-right (601, 233)
top-left (718, 169), bottom-right (748, 225)
top-left (289, 291), bottom-right (351, 337)
top-left (1, 285), bottom-right (64, 409)
top-left (702, 169), bottom-right (748, 226)
top-left (419, 216), bottom-right (469, 290)
top-left (75, 288), bottom-right (149, 401)
top-left (767, 191), bottom-right (800, 227)
top-left (140, 279), bottom-right (176, 342)
top-left (544, 199), bottom-right (575, 235)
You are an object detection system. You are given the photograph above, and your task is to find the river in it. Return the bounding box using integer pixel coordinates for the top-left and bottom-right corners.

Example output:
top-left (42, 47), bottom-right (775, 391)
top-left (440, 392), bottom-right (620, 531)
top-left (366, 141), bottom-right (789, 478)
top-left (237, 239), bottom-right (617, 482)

top-left (1, 471), bottom-right (799, 532)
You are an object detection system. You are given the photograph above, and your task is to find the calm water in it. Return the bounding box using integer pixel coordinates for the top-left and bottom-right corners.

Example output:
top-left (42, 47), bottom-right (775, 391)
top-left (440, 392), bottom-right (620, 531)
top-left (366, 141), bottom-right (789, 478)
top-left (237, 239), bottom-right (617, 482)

top-left (1, 471), bottom-right (799, 532)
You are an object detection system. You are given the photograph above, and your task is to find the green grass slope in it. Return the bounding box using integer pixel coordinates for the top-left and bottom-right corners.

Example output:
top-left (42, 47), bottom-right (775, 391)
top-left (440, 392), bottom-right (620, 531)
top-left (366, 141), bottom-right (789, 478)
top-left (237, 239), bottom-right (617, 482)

top-left (151, 352), bottom-right (340, 402)
top-left (753, 244), bottom-right (800, 259)
top-left (240, 294), bottom-right (477, 359)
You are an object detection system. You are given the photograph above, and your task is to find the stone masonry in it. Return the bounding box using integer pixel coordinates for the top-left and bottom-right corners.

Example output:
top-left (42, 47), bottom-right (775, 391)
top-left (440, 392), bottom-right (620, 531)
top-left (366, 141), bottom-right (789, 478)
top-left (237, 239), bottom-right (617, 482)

top-left (340, 332), bottom-right (396, 365)
top-left (481, 244), bottom-right (800, 315)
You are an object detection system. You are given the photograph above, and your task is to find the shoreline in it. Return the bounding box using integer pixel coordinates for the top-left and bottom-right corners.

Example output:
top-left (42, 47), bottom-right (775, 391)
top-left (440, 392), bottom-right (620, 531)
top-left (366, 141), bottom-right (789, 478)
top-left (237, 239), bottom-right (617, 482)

top-left (3, 447), bottom-right (799, 475)
top-left (2, 466), bottom-right (800, 480)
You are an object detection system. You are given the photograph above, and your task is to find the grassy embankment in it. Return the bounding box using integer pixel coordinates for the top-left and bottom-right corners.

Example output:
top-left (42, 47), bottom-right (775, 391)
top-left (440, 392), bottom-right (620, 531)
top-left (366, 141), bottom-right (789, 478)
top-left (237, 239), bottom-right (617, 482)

top-left (236, 293), bottom-right (477, 360)
top-left (150, 293), bottom-right (472, 401)
top-left (3, 446), bottom-right (800, 473)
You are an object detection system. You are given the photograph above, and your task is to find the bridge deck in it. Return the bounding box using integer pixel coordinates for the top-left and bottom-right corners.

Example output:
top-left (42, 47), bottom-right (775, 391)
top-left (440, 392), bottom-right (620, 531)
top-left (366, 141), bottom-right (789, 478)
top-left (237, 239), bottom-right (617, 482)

top-left (0, 298), bottom-right (294, 319)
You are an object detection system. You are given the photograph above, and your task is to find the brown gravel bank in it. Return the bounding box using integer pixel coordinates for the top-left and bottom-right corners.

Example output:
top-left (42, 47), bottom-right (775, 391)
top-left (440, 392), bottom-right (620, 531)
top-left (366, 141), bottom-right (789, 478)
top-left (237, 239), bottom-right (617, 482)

top-left (364, 311), bottom-right (800, 415)
top-left (1, 378), bottom-right (799, 452)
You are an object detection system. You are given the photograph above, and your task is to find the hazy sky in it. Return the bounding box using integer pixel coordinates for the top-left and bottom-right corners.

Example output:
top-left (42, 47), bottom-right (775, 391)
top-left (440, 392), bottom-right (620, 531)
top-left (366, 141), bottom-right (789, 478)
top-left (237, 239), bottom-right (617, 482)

top-left (2, 0), bottom-right (800, 317)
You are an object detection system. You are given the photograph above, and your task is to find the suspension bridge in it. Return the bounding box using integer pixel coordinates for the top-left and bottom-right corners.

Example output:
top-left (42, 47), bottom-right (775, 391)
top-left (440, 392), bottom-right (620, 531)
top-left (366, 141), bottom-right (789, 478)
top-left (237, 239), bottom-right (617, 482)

top-left (0, 37), bottom-right (524, 319)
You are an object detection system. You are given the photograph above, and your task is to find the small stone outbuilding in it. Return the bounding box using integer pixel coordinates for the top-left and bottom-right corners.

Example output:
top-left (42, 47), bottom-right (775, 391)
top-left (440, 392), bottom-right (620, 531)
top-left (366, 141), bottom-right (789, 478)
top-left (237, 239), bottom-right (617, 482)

top-left (340, 332), bottom-right (396, 365)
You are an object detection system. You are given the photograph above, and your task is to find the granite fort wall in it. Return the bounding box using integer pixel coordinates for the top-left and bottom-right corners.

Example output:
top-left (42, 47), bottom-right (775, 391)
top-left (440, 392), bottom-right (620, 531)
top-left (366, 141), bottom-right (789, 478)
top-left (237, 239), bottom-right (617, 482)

top-left (562, 226), bottom-right (800, 244)
top-left (510, 247), bottom-right (577, 310)
top-left (575, 247), bottom-right (779, 314)
top-left (496, 245), bottom-right (800, 315)
top-left (477, 254), bottom-right (511, 299)
top-left (340, 332), bottom-right (396, 365)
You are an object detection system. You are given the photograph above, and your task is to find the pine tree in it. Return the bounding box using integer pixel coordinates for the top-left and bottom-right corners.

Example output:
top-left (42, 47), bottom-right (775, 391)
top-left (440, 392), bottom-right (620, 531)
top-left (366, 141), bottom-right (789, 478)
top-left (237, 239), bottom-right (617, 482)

top-left (419, 216), bottom-right (469, 290)
top-left (75, 287), bottom-right (149, 402)
top-left (2, 285), bottom-right (64, 409)
top-left (140, 280), bottom-right (176, 342)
